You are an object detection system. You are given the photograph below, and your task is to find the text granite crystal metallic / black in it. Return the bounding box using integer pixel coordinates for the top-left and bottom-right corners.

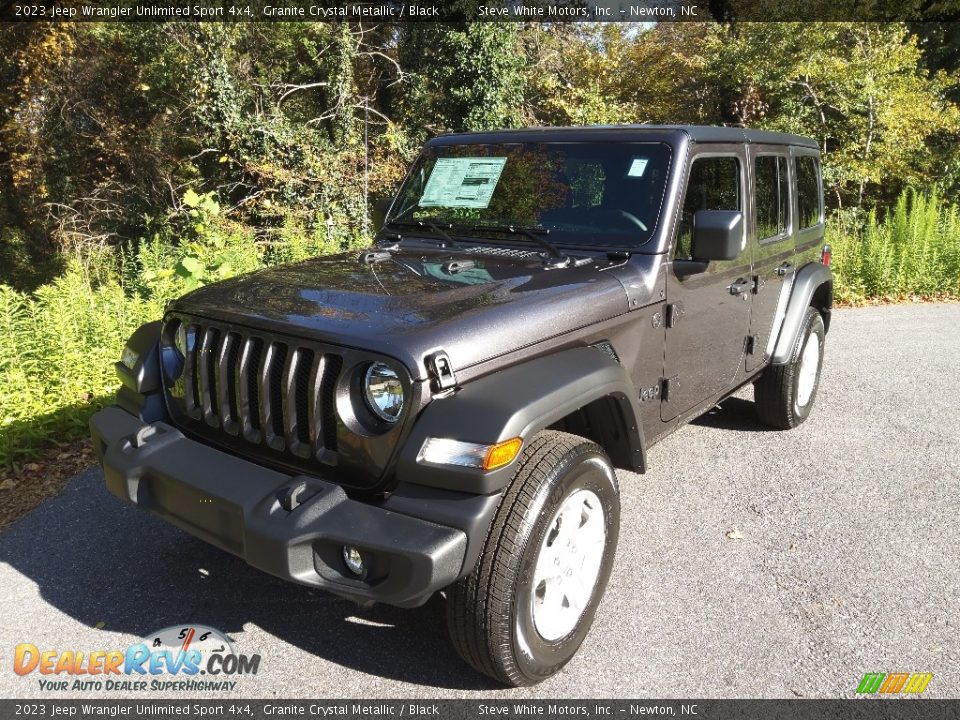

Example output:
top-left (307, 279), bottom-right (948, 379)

top-left (91, 125), bottom-right (833, 686)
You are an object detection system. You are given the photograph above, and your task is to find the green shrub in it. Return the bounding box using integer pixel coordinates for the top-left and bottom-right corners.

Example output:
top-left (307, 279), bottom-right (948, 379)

top-left (0, 262), bottom-right (161, 467)
top-left (830, 190), bottom-right (960, 302)
top-left (262, 212), bottom-right (367, 267)
top-left (124, 191), bottom-right (264, 297)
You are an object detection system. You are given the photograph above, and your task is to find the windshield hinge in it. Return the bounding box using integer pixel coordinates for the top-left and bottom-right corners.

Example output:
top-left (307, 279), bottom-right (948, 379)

top-left (427, 351), bottom-right (457, 391)
top-left (661, 376), bottom-right (678, 402)
top-left (360, 250), bottom-right (392, 264)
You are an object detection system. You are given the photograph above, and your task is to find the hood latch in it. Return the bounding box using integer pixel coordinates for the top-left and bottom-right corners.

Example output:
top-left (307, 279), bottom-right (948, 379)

top-left (427, 351), bottom-right (457, 391)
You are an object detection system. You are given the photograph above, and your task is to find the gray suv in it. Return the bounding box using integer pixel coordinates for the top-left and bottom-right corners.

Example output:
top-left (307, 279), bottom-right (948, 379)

top-left (91, 125), bottom-right (832, 686)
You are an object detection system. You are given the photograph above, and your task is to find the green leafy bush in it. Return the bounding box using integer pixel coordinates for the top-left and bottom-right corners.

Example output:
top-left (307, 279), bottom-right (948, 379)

top-left (0, 262), bottom-right (162, 467)
top-left (830, 190), bottom-right (960, 302)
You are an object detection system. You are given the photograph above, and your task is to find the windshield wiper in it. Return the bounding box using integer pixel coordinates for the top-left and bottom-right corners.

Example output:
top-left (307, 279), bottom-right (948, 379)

top-left (382, 217), bottom-right (458, 248)
top-left (463, 223), bottom-right (569, 265)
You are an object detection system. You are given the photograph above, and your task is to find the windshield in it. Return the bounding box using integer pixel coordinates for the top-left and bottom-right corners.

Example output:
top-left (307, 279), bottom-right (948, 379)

top-left (389, 141), bottom-right (673, 249)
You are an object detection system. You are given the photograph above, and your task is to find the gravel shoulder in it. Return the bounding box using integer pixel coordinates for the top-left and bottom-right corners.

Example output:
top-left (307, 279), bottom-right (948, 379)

top-left (1, 304), bottom-right (958, 699)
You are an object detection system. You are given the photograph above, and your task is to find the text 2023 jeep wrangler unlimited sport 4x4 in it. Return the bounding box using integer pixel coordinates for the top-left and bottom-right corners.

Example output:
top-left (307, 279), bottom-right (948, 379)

top-left (92, 125), bottom-right (832, 685)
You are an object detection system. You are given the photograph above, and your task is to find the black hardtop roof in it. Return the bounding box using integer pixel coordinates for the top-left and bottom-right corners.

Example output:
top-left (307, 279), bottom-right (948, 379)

top-left (427, 124), bottom-right (819, 150)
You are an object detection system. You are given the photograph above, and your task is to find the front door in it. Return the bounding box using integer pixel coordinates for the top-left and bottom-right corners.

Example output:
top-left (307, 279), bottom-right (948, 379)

top-left (662, 148), bottom-right (752, 421)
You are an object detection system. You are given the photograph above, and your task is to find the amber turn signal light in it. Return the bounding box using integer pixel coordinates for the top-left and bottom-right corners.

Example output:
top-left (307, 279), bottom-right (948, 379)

top-left (483, 437), bottom-right (523, 471)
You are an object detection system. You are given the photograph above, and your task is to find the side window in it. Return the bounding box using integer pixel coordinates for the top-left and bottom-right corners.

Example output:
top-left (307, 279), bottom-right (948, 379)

top-left (675, 155), bottom-right (741, 259)
top-left (755, 155), bottom-right (789, 241)
top-left (795, 155), bottom-right (822, 230)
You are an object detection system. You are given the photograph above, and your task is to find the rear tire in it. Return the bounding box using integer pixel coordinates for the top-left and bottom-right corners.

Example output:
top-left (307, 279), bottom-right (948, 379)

top-left (754, 307), bottom-right (825, 429)
top-left (446, 431), bottom-right (620, 686)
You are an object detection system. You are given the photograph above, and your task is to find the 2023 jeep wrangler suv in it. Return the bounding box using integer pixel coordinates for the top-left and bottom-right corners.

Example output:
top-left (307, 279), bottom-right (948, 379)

top-left (92, 125), bottom-right (832, 686)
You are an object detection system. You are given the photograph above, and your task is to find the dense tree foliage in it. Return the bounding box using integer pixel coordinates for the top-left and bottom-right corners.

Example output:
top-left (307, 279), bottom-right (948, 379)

top-left (0, 21), bottom-right (958, 290)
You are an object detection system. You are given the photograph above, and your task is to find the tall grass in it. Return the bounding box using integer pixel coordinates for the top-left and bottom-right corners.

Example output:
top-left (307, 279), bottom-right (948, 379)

top-left (0, 261), bottom-right (164, 466)
top-left (830, 190), bottom-right (960, 303)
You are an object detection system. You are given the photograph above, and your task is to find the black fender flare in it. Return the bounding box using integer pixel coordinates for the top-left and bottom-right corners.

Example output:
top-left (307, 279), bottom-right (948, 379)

top-left (771, 263), bottom-right (833, 365)
top-left (395, 347), bottom-right (646, 495)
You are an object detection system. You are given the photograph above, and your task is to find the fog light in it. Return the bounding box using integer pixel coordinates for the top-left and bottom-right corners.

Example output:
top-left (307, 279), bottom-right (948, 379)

top-left (342, 546), bottom-right (365, 577)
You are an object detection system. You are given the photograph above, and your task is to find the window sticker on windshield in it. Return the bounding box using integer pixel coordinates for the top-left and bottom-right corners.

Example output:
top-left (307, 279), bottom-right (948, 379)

top-left (627, 157), bottom-right (649, 178)
top-left (419, 157), bottom-right (507, 208)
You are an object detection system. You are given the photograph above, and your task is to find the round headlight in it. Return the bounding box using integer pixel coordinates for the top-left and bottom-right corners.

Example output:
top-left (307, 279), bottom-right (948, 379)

top-left (363, 363), bottom-right (404, 423)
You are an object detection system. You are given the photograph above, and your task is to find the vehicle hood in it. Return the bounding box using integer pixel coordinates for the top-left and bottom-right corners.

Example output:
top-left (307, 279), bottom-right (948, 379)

top-left (169, 248), bottom-right (631, 379)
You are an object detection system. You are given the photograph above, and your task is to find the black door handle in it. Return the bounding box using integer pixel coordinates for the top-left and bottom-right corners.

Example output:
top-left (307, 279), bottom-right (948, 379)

top-left (776, 262), bottom-right (793, 277)
top-left (727, 278), bottom-right (751, 295)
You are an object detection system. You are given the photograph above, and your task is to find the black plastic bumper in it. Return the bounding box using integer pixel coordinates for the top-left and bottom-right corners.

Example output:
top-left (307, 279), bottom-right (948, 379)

top-left (90, 406), bottom-right (470, 608)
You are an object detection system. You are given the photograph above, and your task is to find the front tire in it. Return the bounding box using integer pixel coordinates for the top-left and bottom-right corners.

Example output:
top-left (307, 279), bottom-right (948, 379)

top-left (754, 306), bottom-right (826, 429)
top-left (446, 431), bottom-right (620, 686)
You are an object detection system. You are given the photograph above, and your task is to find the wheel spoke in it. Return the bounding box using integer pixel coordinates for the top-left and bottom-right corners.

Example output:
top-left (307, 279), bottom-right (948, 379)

top-left (531, 488), bottom-right (608, 642)
top-left (534, 555), bottom-right (561, 587)
top-left (554, 504), bottom-right (578, 547)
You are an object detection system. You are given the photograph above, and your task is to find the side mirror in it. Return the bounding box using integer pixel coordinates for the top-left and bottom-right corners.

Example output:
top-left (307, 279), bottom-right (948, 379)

top-left (691, 210), bottom-right (744, 262)
top-left (370, 197), bottom-right (393, 233)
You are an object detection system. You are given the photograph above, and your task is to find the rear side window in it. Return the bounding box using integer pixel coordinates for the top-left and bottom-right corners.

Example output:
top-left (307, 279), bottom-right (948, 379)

top-left (675, 156), bottom-right (741, 259)
top-left (755, 155), bottom-right (789, 240)
top-left (795, 155), bottom-right (822, 229)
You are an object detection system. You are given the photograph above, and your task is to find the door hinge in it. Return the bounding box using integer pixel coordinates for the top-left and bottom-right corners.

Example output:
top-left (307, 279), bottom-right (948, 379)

top-left (666, 303), bottom-right (684, 328)
top-left (426, 351), bottom-right (457, 391)
top-left (661, 376), bottom-right (678, 402)
top-left (746, 335), bottom-right (756, 355)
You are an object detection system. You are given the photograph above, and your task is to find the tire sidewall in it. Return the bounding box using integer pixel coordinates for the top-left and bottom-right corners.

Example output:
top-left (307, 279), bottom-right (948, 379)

top-left (510, 449), bottom-right (620, 683)
top-left (791, 310), bottom-right (826, 422)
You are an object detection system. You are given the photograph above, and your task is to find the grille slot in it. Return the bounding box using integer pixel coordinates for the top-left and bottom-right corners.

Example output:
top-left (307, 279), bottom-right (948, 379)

top-left (177, 322), bottom-right (344, 461)
top-left (183, 323), bottom-right (202, 418)
top-left (268, 343), bottom-right (288, 442)
top-left (294, 349), bottom-right (314, 446)
top-left (200, 327), bottom-right (221, 423)
top-left (320, 355), bottom-right (342, 452)
top-left (240, 337), bottom-right (263, 435)
top-left (223, 332), bottom-right (241, 429)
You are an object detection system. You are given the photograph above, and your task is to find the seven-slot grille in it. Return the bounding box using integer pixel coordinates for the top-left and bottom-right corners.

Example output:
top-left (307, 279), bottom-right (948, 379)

top-left (174, 321), bottom-right (343, 462)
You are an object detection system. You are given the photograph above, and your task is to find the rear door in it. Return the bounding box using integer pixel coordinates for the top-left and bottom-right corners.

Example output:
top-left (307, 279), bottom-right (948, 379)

top-left (745, 147), bottom-right (795, 371)
top-left (662, 146), bottom-right (752, 421)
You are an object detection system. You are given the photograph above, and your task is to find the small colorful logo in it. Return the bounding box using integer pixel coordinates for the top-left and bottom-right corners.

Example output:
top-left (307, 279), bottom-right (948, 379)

top-left (856, 672), bottom-right (933, 695)
top-left (13, 624), bottom-right (260, 692)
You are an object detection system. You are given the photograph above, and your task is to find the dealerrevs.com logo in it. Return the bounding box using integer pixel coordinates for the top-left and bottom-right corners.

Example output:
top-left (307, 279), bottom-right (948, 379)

top-left (13, 624), bottom-right (261, 692)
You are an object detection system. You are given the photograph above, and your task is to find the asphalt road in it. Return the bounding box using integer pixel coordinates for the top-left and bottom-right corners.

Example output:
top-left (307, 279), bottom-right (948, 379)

top-left (1, 304), bottom-right (958, 700)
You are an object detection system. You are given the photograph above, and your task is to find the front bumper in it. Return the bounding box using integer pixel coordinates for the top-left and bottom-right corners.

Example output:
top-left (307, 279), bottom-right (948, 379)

top-left (91, 406), bottom-right (468, 608)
